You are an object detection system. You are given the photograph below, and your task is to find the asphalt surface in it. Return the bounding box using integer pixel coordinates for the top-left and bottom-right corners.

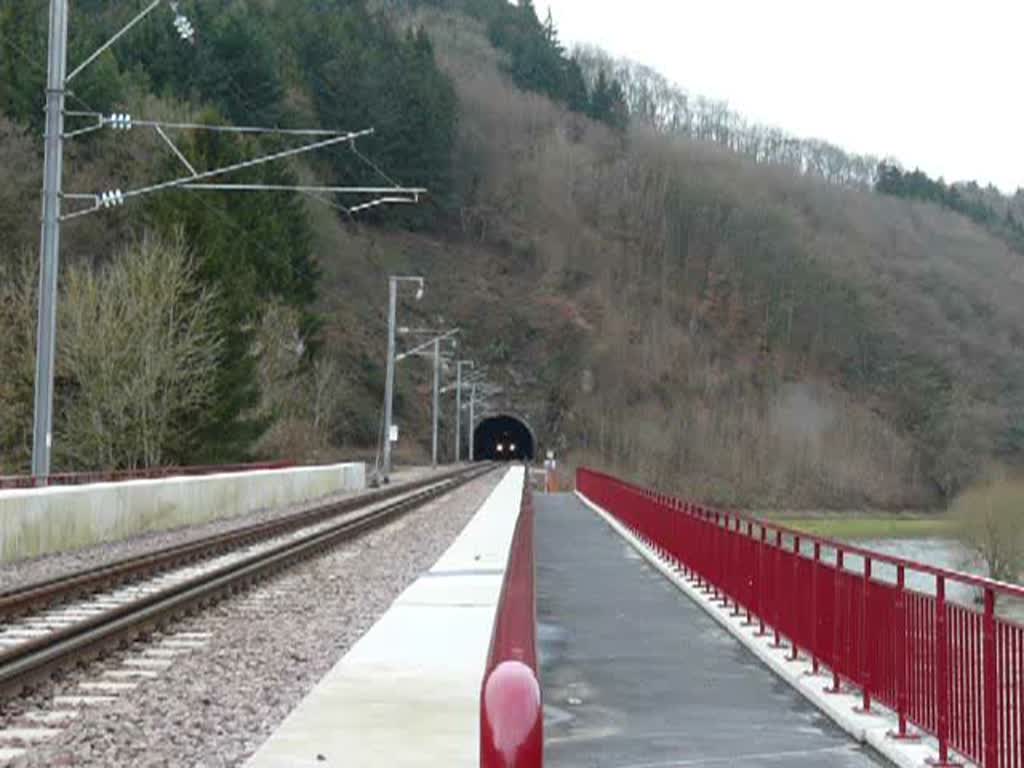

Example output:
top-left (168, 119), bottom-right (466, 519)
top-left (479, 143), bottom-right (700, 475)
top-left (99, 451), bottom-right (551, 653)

top-left (536, 493), bottom-right (889, 768)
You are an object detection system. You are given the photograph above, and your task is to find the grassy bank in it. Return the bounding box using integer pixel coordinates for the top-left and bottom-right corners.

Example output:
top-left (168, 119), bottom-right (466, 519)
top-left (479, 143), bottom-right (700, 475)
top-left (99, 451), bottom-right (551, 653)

top-left (760, 513), bottom-right (956, 541)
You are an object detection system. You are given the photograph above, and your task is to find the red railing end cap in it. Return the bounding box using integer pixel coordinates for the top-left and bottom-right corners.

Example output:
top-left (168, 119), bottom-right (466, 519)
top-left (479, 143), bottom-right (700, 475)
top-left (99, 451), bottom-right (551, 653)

top-left (481, 660), bottom-right (542, 767)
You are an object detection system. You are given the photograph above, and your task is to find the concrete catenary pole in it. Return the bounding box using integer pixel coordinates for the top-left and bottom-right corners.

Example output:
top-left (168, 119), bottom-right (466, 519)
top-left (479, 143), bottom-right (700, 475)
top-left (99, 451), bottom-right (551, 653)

top-left (382, 277), bottom-right (398, 479)
top-left (431, 338), bottom-right (440, 468)
top-left (455, 362), bottom-right (463, 463)
top-left (469, 381), bottom-right (477, 462)
top-left (453, 360), bottom-right (474, 462)
top-left (31, 0), bottom-right (69, 480)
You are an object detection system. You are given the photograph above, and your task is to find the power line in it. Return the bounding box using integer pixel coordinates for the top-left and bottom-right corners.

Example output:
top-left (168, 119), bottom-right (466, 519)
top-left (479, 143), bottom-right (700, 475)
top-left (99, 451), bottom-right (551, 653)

top-left (351, 140), bottom-right (404, 189)
top-left (170, 48), bottom-right (416, 205)
top-left (65, 111), bottom-right (358, 137)
top-left (61, 128), bottom-right (427, 220)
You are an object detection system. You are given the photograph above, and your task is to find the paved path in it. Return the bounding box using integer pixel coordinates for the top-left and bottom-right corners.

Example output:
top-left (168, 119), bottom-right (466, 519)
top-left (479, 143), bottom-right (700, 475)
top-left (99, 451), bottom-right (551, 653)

top-left (536, 493), bottom-right (887, 768)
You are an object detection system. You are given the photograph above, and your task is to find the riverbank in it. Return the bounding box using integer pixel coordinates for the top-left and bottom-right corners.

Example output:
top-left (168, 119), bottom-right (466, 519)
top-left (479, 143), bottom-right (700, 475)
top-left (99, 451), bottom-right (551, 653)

top-left (758, 512), bottom-right (955, 540)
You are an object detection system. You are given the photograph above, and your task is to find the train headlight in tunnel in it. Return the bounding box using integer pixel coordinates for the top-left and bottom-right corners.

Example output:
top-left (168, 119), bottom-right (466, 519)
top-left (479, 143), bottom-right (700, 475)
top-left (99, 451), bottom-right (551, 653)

top-left (497, 444), bottom-right (505, 453)
top-left (510, 443), bottom-right (517, 452)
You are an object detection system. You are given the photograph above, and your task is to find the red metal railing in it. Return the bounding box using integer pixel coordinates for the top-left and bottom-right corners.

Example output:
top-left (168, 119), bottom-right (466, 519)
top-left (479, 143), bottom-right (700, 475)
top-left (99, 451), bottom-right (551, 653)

top-left (480, 481), bottom-right (543, 768)
top-left (578, 467), bottom-right (1024, 768)
top-left (0, 461), bottom-right (296, 490)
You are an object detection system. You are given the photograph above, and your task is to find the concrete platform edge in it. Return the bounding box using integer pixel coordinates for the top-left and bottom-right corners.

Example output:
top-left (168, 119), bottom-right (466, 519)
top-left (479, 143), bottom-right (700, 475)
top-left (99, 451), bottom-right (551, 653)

top-left (242, 468), bottom-right (526, 768)
top-left (573, 491), bottom-right (973, 768)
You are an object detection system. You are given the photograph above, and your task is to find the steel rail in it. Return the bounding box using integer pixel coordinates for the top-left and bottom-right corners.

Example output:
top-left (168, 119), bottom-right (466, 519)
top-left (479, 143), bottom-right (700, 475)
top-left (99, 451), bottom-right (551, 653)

top-left (0, 465), bottom-right (474, 619)
top-left (0, 464), bottom-right (494, 696)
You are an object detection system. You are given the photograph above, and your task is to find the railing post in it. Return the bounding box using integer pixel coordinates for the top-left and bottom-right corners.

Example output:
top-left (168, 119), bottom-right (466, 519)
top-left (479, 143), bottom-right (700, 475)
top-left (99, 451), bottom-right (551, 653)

top-left (811, 541), bottom-right (821, 675)
top-left (756, 525), bottom-right (768, 636)
top-left (790, 534), bottom-right (801, 661)
top-left (744, 521), bottom-right (755, 625)
top-left (889, 564), bottom-right (918, 741)
top-left (934, 576), bottom-right (956, 767)
top-left (983, 588), bottom-right (998, 768)
top-left (857, 556), bottom-right (872, 713)
top-left (731, 517), bottom-right (743, 617)
top-left (772, 530), bottom-right (784, 649)
top-left (720, 513), bottom-right (729, 606)
top-left (825, 549), bottom-right (844, 695)
top-left (693, 506), bottom-right (705, 589)
top-left (712, 512), bottom-right (723, 602)
top-left (705, 510), bottom-right (716, 597)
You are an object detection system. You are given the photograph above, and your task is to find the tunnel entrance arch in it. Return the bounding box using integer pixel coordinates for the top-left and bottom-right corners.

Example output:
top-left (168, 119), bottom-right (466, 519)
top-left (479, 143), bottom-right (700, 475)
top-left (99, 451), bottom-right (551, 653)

top-left (473, 414), bottom-right (536, 462)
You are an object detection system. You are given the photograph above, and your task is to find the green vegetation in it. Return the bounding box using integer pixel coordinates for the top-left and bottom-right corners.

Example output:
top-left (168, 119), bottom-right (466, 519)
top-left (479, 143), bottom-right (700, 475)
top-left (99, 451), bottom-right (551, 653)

top-left (407, 0), bottom-right (628, 129)
top-left (769, 515), bottom-right (956, 541)
top-left (0, 0), bottom-right (461, 470)
top-left (877, 163), bottom-right (1024, 254)
top-left (1, 0), bottom-right (1023, 514)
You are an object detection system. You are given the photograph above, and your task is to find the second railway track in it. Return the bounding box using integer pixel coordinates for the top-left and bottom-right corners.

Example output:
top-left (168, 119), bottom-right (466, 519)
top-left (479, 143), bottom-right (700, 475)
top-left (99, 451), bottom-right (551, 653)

top-left (0, 464), bottom-right (494, 699)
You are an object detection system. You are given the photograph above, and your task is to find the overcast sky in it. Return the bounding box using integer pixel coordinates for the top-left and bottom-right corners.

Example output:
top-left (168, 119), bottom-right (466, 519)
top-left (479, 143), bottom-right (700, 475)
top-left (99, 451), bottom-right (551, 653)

top-left (540, 0), bottom-right (1023, 193)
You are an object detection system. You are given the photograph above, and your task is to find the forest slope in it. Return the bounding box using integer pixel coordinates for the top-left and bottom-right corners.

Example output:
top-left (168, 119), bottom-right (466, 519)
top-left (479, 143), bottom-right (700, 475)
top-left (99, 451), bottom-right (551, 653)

top-left (399, 5), bottom-right (1024, 507)
top-left (2, 0), bottom-right (1021, 510)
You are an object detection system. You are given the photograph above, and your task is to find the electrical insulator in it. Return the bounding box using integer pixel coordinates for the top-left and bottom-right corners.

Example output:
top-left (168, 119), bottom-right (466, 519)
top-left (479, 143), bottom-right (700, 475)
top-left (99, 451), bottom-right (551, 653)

top-left (173, 15), bottom-right (195, 42)
top-left (107, 113), bottom-right (133, 130)
top-left (99, 190), bottom-right (125, 209)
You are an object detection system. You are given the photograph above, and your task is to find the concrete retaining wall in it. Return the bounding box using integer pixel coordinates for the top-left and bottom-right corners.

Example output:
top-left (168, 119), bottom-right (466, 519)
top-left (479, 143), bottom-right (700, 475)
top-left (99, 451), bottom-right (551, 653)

top-left (0, 463), bottom-right (365, 564)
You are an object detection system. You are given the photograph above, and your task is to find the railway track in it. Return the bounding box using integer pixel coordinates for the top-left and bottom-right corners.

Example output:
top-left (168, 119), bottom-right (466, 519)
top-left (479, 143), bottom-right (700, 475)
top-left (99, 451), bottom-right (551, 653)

top-left (0, 464), bottom-right (494, 699)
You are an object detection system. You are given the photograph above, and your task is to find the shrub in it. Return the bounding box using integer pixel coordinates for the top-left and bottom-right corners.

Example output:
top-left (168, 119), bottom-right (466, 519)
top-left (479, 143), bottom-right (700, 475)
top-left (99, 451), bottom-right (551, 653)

top-left (952, 471), bottom-right (1024, 584)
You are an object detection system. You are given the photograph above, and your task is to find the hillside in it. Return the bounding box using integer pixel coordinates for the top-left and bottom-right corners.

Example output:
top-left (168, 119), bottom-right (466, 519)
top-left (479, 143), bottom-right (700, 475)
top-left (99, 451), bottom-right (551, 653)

top-left (2, 0), bottom-right (1023, 509)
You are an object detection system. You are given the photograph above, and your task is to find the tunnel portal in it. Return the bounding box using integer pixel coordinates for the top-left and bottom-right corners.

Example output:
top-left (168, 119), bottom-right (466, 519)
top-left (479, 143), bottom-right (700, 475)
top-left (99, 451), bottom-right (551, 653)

top-left (474, 415), bottom-right (535, 462)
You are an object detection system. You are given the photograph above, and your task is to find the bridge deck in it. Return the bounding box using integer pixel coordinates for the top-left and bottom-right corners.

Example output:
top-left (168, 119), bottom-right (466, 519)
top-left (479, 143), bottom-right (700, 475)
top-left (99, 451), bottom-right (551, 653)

top-left (536, 493), bottom-right (886, 768)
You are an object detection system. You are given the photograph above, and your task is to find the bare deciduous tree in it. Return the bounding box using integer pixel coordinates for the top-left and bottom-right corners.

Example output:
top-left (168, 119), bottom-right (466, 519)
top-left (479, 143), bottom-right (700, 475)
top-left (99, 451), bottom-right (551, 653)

top-left (57, 231), bottom-right (223, 470)
top-left (953, 471), bottom-right (1024, 584)
top-left (251, 301), bottom-right (350, 457)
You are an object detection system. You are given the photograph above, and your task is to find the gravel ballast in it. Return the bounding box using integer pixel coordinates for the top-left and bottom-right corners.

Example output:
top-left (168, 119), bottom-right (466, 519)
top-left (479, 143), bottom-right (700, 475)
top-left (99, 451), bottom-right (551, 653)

top-left (5, 468), bottom-right (505, 768)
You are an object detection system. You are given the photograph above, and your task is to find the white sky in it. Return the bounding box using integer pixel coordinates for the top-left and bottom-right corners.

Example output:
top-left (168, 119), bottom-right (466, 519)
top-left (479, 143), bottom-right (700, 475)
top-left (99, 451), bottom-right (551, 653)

top-left (540, 0), bottom-right (1023, 193)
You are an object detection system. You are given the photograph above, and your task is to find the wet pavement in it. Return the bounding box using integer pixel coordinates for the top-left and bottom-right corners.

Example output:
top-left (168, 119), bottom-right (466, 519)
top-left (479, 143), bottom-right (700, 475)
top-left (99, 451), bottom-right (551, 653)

top-left (536, 493), bottom-right (889, 768)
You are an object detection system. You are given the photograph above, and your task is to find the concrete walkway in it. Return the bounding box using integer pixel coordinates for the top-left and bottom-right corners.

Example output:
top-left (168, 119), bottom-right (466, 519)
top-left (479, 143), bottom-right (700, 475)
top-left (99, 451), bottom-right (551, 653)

top-left (536, 493), bottom-right (888, 768)
top-left (245, 468), bottom-right (525, 768)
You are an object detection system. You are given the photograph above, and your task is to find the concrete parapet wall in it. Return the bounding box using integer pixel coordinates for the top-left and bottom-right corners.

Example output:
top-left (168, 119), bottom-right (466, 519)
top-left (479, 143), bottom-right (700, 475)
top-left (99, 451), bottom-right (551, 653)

top-left (0, 463), bottom-right (366, 564)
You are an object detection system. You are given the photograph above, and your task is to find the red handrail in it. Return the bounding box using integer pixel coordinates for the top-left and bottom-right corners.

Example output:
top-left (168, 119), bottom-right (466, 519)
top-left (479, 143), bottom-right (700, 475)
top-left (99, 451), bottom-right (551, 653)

top-left (480, 482), bottom-right (543, 768)
top-left (0, 461), bottom-right (296, 490)
top-left (578, 467), bottom-right (1024, 768)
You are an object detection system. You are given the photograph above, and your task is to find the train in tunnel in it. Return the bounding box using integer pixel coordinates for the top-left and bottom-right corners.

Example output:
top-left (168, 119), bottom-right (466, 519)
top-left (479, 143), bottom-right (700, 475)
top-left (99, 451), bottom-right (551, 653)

top-left (473, 415), bottom-right (535, 462)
